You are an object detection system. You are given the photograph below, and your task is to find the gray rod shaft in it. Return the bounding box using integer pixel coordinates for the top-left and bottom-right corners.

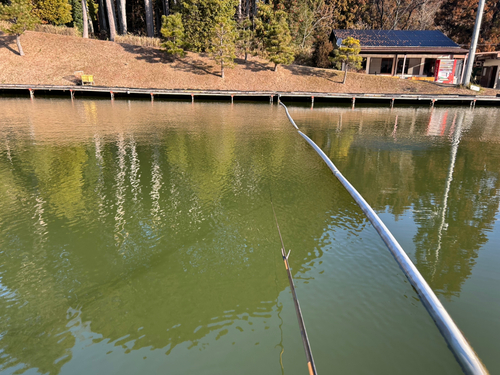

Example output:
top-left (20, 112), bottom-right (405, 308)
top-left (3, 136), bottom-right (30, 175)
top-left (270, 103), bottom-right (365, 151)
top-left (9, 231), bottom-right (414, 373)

top-left (279, 101), bottom-right (488, 375)
top-left (271, 201), bottom-right (317, 375)
top-left (463, 0), bottom-right (486, 86)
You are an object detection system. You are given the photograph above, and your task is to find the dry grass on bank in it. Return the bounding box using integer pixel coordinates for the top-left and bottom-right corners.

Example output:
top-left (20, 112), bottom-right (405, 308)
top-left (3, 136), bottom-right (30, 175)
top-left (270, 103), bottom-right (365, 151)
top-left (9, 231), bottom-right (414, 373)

top-left (34, 24), bottom-right (80, 37)
top-left (0, 30), bottom-right (495, 96)
top-left (115, 34), bottom-right (161, 48)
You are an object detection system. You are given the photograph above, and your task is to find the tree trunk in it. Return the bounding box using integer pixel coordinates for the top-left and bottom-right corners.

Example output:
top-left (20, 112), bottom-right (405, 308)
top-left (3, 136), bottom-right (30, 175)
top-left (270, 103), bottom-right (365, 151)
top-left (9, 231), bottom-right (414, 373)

top-left (97, 0), bottom-right (108, 38)
top-left (16, 34), bottom-right (24, 56)
top-left (144, 0), bottom-right (154, 37)
top-left (221, 62), bottom-right (224, 79)
top-left (162, 0), bottom-right (169, 16)
top-left (117, 0), bottom-right (127, 34)
top-left (237, 0), bottom-right (241, 20)
top-left (274, 62), bottom-right (278, 72)
top-left (343, 66), bottom-right (348, 84)
top-left (87, 2), bottom-right (95, 36)
top-left (155, 3), bottom-right (162, 36)
top-left (244, 51), bottom-right (248, 62)
top-left (105, 0), bottom-right (117, 41)
top-left (82, 0), bottom-right (89, 38)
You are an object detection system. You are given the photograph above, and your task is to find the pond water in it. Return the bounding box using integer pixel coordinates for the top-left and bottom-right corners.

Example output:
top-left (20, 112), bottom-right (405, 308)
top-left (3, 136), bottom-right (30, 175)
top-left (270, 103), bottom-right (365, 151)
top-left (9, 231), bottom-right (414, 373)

top-left (0, 98), bottom-right (498, 375)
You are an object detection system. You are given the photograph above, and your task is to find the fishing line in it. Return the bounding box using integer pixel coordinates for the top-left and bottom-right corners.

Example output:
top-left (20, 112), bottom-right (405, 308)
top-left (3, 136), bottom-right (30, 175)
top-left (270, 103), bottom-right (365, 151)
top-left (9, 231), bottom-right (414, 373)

top-left (269, 183), bottom-right (286, 375)
top-left (270, 198), bottom-right (318, 375)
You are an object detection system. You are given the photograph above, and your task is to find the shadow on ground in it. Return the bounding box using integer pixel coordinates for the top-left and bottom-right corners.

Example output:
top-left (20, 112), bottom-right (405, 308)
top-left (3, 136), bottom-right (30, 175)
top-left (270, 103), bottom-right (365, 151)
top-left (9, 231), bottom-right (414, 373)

top-left (119, 43), bottom-right (175, 64)
top-left (284, 64), bottom-right (340, 82)
top-left (119, 43), bottom-right (219, 77)
top-left (235, 58), bottom-right (271, 72)
top-left (174, 57), bottom-right (218, 77)
top-left (63, 75), bottom-right (80, 85)
top-left (0, 34), bottom-right (19, 55)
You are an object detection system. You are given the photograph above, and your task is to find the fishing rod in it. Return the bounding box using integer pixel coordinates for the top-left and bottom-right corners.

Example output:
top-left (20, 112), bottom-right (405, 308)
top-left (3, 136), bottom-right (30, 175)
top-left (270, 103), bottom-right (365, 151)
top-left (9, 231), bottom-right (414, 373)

top-left (271, 200), bottom-right (317, 375)
top-left (277, 99), bottom-right (488, 375)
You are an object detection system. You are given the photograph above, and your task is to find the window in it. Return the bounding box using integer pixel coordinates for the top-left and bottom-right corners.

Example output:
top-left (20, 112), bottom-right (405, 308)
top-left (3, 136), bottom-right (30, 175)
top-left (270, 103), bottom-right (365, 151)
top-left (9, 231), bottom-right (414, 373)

top-left (369, 58), bottom-right (394, 74)
top-left (380, 58), bottom-right (394, 74)
top-left (423, 59), bottom-right (437, 77)
top-left (396, 58), bottom-right (422, 75)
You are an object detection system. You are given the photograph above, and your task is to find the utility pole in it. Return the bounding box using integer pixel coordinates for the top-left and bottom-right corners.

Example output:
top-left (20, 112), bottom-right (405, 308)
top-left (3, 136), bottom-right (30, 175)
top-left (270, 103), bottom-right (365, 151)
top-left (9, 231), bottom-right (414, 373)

top-left (463, 0), bottom-right (486, 86)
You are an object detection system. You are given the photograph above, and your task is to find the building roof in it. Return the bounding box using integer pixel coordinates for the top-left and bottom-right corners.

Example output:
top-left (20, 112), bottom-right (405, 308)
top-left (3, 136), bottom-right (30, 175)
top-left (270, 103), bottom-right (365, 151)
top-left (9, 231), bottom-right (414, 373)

top-left (331, 30), bottom-right (468, 54)
top-left (475, 51), bottom-right (500, 60)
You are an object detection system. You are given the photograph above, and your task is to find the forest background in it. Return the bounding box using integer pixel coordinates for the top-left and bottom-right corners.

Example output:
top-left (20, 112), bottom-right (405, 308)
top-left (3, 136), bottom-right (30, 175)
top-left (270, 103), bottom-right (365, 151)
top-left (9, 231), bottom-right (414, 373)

top-left (0, 0), bottom-right (498, 68)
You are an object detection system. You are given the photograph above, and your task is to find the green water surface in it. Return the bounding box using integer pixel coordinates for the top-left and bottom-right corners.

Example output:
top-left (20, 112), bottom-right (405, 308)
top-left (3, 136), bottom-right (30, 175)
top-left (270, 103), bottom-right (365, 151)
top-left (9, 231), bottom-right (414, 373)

top-left (0, 99), bottom-right (498, 374)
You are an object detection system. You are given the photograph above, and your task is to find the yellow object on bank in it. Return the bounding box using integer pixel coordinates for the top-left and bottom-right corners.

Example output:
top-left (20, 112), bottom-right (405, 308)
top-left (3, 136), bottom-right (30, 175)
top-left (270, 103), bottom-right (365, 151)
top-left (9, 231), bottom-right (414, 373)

top-left (81, 75), bottom-right (94, 85)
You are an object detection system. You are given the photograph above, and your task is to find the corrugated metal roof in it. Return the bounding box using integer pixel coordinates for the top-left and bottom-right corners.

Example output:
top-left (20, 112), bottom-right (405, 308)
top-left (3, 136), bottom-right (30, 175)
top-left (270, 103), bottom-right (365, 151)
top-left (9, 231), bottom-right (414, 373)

top-left (332, 30), bottom-right (460, 48)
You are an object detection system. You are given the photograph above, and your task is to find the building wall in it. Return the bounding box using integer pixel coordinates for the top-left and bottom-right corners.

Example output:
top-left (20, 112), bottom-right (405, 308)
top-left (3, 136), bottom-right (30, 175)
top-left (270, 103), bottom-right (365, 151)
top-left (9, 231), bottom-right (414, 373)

top-left (364, 54), bottom-right (464, 84)
top-left (480, 59), bottom-right (500, 89)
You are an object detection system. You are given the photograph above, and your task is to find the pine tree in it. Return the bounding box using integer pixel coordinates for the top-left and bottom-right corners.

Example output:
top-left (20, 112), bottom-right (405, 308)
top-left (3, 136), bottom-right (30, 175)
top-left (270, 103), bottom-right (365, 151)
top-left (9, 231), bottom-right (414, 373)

top-left (236, 17), bottom-right (254, 62)
top-left (330, 36), bottom-right (362, 84)
top-left (0, 0), bottom-right (40, 56)
top-left (68, 0), bottom-right (83, 31)
top-left (182, 0), bottom-right (237, 52)
top-left (161, 13), bottom-right (185, 57)
top-left (33, 0), bottom-right (72, 25)
top-left (209, 16), bottom-right (237, 78)
top-left (256, 4), bottom-right (294, 71)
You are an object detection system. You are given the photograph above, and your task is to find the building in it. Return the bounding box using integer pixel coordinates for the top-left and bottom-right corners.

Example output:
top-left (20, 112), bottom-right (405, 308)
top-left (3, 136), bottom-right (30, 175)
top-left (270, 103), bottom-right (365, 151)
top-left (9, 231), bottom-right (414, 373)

top-left (474, 51), bottom-right (500, 89)
top-left (330, 30), bottom-right (468, 84)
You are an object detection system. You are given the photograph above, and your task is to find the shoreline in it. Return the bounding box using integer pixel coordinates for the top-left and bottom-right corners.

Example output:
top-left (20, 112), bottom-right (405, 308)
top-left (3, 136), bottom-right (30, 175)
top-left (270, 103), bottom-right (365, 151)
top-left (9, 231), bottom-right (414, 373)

top-left (2, 31), bottom-right (499, 101)
top-left (2, 83), bottom-right (499, 107)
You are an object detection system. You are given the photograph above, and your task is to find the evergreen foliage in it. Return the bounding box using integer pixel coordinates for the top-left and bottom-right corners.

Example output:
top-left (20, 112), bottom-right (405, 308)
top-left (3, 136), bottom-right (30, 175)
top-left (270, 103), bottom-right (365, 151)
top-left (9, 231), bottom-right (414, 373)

top-left (181, 0), bottom-right (237, 52)
top-left (0, 0), bottom-right (40, 34)
top-left (256, 3), bottom-right (294, 71)
top-left (209, 15), bottom-right (237, 78)
top-left (0, 0), bottom-right (40, 55)
top-left (68, 0), bottom-right (82, 31)
top-left (33, 0), bottom-right (72, 25)
top-left (312, 34), bottom-right (333, 68)
top-left (161, 13), bottom-right (185, 57)
top-left (236, 17), bottom-right (254, 62)
top-left (6, 0), bottom-right (500, 67)
top-left (330, 36), bottom-right (362, 83)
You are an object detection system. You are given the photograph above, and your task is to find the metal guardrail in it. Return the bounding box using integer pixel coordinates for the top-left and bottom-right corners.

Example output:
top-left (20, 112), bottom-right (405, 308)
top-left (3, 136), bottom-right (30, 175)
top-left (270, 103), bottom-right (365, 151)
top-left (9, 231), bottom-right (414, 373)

top-left (279, 101), bottom-right (489, 375)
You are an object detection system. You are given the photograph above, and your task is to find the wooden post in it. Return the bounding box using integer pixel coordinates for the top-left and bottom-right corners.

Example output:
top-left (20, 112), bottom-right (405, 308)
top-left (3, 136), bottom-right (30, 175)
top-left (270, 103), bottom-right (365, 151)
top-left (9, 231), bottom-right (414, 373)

top-left (391, 98), bottom-right (395, 108)
top-left (401, 55), bottom-right (407, 78)
top-left (352, 97), bottom-right (356, 109)
top-left (150, 93), bottom-right (154, 102)
top-left (191, 94), bottom-right (194, 103)
top-left (270, 95), bottom-right (274, 104)
top-left (70, 89), bottom-right (75, 99)
top-left (431, 99), bottom-right (436, 108)
top-left (110, 91), bottom-right (114, 100)
top-left (231, 94), bottom-right (234, 104)
top-left (29, 88), bottom-right (34, 99)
